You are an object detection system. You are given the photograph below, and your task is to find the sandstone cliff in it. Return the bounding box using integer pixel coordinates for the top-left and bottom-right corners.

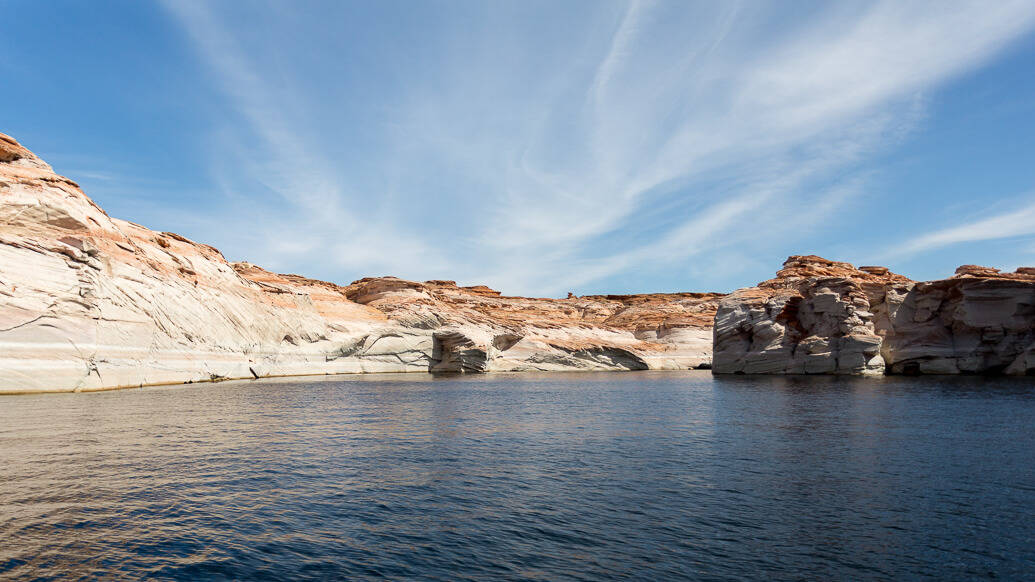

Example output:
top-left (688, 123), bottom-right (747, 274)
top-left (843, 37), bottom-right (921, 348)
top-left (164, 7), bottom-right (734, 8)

top-left (0, 133), bottom-right (722, 393)
top-left (714, 256), bottom-right (1035, 376)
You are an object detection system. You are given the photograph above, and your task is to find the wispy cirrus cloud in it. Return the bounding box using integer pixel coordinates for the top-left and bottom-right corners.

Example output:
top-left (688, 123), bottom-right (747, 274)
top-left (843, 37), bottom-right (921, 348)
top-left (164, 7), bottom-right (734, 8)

top-left (158, 0), bottom-right (1035, 294)
top-left (896, 195), bottom-right (1035, 256)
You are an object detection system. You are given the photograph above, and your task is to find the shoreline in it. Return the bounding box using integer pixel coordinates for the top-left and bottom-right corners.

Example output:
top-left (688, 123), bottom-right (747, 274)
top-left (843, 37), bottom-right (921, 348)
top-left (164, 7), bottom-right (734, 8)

top-left (0, 366), bottom-right (720, 396)
top-left (12, 364), bottom-right (1035, 397)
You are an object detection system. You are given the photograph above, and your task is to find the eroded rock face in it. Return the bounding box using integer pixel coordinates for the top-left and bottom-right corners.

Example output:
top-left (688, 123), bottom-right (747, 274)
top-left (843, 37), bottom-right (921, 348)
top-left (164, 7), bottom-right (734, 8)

top-left (713, 256), bottom-right (906, 375)
top-left (337, 278), bottom-right (722, 373)
top-left (430, 330), bottom-right (489, 373)
top-left (880, 275), bottom-right (1035, 375)
top-left (714, 255), bottom-right (1035, 376)
top-left (0, 133), bottom-right (724, 393)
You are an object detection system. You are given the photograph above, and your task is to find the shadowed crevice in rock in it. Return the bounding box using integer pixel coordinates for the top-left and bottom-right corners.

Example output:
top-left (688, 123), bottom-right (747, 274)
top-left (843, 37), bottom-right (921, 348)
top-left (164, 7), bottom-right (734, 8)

top-left (713, 256), bottom-right (1035, 376)
top-left (430, 331), bottom-right (488, 373)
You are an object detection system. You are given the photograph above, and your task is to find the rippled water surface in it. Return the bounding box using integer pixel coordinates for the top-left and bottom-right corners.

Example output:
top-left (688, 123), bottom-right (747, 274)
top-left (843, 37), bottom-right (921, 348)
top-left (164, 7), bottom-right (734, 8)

top-left (2, 371), bottom-right (1034, 581)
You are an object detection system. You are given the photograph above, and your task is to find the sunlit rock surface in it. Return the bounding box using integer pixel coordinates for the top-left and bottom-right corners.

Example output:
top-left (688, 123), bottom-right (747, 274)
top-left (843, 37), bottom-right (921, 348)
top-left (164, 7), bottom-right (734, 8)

top-left (881, 265), bottom-right (1035, 375)
top-left (714, 256), bottom-right (1035, 376)
top-left (0, 133), bottom-right (723, 393)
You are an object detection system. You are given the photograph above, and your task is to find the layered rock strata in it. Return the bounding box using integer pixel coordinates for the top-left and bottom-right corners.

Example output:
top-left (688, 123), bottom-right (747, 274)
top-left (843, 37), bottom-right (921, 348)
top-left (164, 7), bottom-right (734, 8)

top-left (714, 256), bottom-right (1035, 376)
top-left (0, 133), bottom-right (722, 393)
top-left (881, 265), bottom-right (1035, 375)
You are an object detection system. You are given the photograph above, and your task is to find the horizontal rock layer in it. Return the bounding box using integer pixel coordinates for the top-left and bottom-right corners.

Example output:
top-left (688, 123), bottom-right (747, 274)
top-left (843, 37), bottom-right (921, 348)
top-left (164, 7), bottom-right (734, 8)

top-left (0, 133), bottom-right (722, 394)
top-left (714, 255), bottom-right (1035, 376)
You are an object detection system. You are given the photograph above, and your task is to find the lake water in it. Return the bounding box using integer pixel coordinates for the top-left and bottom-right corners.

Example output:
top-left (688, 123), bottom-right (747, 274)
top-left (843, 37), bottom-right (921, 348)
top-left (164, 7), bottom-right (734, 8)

top-left (1, 371), bottom-right (1033, 581)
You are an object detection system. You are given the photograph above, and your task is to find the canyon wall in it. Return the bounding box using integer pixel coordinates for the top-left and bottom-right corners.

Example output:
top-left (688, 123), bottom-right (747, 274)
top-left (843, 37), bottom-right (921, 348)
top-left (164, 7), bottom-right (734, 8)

top-left (0, 133), bottom-right (721, 394)
top-left (714, 256), bottom-right (1035, 376)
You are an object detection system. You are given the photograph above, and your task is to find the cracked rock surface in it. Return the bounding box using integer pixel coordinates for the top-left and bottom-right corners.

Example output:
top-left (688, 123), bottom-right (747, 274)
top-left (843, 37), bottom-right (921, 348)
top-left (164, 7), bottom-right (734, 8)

top-left (0, 133), bottom-right (723, 393)
top-left (714, 255), bottom-right (1035, 376)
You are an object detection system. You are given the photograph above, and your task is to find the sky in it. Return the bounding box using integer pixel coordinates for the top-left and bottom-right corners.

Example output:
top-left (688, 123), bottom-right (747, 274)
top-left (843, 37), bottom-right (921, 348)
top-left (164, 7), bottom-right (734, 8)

top-left (2, 0), bottom-right (1035, 296)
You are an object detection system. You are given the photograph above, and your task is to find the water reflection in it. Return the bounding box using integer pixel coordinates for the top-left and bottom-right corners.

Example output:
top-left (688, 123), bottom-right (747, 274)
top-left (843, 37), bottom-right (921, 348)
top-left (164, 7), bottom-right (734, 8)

top-left (1, 371), bottom-right (1033, 580)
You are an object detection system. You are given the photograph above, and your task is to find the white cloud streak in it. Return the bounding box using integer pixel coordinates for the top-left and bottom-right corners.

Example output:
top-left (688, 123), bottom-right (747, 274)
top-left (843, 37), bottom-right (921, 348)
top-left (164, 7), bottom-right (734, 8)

top-left (897, 196), bottom-right (1035, 255)
top-left (159, 0), bottom-right (452, 277)
top-left (159, 0), bottom-right (1035, 294)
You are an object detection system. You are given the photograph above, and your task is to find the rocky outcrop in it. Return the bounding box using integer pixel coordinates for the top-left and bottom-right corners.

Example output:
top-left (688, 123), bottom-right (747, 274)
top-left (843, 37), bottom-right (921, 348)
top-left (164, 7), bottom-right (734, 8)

top-left (712, 256), bottom-right (905, 375)
top-left (880, 266), bottom-right (1035, 375)
top-left (0, 133), bottom-right (723, 393)
top-left (714, 256), bottom-right (1035, 376)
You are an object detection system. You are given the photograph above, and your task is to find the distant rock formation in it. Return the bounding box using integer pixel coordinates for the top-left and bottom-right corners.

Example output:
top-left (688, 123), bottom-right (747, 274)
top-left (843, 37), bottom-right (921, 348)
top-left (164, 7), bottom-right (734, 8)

top-left (0, 133), bottom-right (723, 393)
top-left (714, 255), bottom-right (1035, 376)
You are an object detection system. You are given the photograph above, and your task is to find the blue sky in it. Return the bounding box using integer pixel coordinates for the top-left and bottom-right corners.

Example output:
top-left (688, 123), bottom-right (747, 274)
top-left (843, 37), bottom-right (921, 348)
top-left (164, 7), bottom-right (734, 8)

top-left (3, 1), bottom-right (1035, 295)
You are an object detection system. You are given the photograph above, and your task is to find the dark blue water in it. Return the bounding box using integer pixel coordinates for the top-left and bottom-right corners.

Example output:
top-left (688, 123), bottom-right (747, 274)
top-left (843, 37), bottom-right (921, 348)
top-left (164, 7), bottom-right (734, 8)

top-left (1, 371), bottom-right (1033, 581)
